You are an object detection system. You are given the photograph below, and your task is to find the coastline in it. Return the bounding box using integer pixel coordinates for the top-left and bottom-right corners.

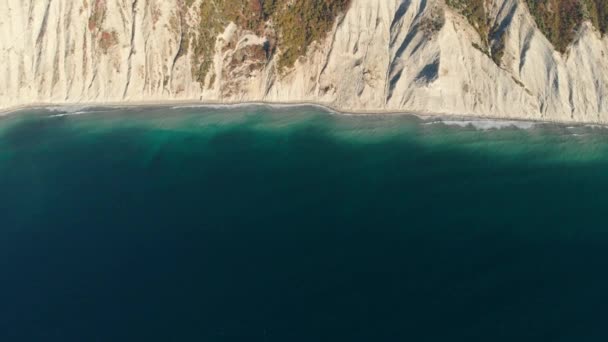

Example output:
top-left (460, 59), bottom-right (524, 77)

top-left (1, 100), bottom-right (606, 128)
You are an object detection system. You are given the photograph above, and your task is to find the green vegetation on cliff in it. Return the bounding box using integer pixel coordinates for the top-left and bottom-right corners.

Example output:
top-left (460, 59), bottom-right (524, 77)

top-left (270, 0), bottom-right (351, 70)
top-left (446, 0), bottom-right (489, 42)
top-left (448, 0), bottom-right (607, 57)
top-left (187, 0), bottom-right (606, 84)
top-left (446, 0), bottom-right (506, 64)
top-left (525, 0), bottom-right (608, 52)
top-left (585, 0), bottom-right (608, 34)
top-left (526, 0), bottom-right (581, 52)
top-left (187, 0), bottom-right (350, 84)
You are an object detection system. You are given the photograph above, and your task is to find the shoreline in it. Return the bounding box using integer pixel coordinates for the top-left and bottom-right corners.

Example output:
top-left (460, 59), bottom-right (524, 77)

top-left (1, 100), bottom-right (606, 128)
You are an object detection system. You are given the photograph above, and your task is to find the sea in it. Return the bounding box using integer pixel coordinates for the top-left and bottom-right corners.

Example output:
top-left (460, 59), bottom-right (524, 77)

top-left (1, 105), bottom-right (607, 341)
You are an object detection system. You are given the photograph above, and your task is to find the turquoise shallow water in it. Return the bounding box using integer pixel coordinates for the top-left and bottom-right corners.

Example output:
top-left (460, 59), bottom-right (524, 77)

top-left (1, 105), bottom-right (608, 341)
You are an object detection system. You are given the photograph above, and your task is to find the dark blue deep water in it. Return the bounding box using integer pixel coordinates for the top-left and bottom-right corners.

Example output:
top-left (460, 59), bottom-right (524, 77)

top-left (1, 105), bottom-right (608, 341)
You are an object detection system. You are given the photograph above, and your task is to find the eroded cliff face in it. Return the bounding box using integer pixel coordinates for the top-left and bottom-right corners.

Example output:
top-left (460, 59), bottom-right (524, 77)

top-left (1, 0), bottom-right (608, 123)
top-left (0, 0), bottom-right (197, 106)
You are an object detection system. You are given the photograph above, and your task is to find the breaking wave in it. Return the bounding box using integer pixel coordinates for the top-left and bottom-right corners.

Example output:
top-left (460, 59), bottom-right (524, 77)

top-left (423, 118), bottom-right (536, 130)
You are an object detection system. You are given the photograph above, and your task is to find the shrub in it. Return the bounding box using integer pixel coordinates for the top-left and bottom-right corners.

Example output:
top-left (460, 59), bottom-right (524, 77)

top-left (448, 0), bottom-right (607, 57)
top-left (186, 0), bottom-right (351, 84)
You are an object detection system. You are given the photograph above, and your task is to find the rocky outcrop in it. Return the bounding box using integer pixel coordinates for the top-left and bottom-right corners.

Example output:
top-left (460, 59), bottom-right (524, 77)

top-left (2, 0), bottom-right (608, 123)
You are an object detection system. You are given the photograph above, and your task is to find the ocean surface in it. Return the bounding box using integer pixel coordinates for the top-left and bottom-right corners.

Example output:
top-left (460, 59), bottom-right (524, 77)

top-left (1, 105), bottom-right (608, 341)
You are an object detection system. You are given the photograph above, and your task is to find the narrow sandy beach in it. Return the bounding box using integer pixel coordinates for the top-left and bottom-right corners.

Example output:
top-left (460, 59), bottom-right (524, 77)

top-left (1, 100), bottom-right (605, 128)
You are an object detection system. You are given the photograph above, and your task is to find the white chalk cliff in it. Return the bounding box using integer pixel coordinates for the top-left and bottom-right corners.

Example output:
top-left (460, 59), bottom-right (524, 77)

top-left (1, 0), bottom-right (608, 123)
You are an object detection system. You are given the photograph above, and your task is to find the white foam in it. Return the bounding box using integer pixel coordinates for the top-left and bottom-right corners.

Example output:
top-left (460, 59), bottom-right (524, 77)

top-left (45, 107), bottom-right (124, 118)
top-left (265, 103), bottom-right (338, 114)
top-left (426, 119), bottom-right (536, 130)
top-left (45, 106), bottom-right (90, 113)
top-left (172, 102), bottom-right (339, 114)
top-left (171, 103), bottom-right (252, 110)
top-left (47, 111), bottom-right (89, 118)
top-left (583, 124), bottom-right (608, 130)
